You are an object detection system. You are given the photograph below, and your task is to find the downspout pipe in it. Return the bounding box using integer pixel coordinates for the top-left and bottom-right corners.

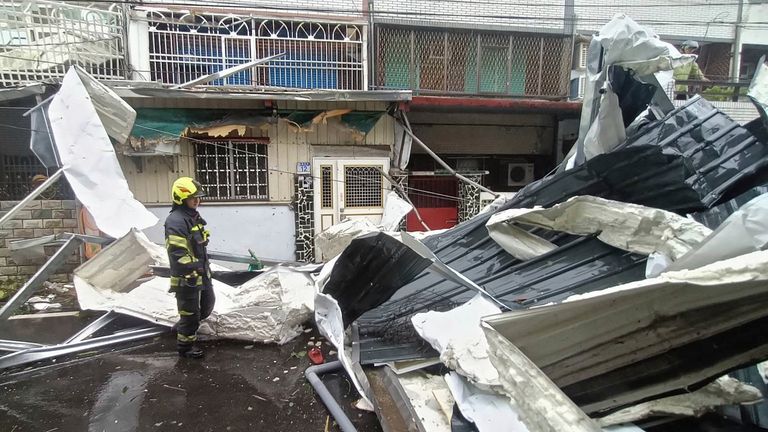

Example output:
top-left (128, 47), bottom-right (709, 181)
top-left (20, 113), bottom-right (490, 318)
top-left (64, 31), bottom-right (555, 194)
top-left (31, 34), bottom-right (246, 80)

top-left (305, 360), bottom-right (358, 432)
top-left (732, 0), bottom-right (744, 81)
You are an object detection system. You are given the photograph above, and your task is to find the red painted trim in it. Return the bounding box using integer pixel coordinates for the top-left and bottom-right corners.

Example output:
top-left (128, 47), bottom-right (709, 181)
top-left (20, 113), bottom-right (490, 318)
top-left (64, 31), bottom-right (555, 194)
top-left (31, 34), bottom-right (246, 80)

top-left (409, 96), bottom-right (582, 114)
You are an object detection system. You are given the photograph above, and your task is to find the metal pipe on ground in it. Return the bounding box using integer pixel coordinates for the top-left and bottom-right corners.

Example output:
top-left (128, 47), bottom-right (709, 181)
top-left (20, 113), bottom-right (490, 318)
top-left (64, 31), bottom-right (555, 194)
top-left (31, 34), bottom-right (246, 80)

top-left (305, 360), bottom-right (358, 432)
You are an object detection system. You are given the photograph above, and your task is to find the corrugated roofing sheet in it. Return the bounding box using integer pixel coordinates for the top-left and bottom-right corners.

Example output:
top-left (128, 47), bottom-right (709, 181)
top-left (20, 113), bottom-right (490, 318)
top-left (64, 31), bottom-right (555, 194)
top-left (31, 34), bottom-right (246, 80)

top-left (323, 96), bottom-right (768, 366)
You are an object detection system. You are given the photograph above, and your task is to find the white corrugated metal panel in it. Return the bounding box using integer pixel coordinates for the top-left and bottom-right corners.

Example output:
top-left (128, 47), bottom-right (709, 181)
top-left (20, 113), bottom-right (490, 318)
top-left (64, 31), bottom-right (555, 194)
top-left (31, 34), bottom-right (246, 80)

top-left (674, 99), bottom-right (759, 124)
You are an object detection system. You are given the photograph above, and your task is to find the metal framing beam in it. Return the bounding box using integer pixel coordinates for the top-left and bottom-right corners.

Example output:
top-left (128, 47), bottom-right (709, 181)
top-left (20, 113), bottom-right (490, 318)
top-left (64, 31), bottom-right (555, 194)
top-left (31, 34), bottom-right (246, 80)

top-left (171, 53), bottom-right (285, 89)
top-left (64, 311), bottom-right (117, 344)
top-left (0, 236), bottom-right (82, 320)
top-left (0, 339), bottom-right (46, 352)
top-left (0, 168), bottom-right (64, 230)
top-left (0, 326), bottom-right (166, 370)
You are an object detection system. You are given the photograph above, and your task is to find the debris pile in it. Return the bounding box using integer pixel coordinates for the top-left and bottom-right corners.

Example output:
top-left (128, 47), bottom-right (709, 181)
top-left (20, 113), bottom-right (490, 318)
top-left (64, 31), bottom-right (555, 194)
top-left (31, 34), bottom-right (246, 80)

top-left (311, 15), bottom-right (768, 432)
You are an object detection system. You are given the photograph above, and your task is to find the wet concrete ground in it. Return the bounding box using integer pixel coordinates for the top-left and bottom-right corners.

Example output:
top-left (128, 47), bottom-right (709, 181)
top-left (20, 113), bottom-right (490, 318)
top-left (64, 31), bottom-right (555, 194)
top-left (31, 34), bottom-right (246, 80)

top-left (0, 321), bottom-right (382, 432)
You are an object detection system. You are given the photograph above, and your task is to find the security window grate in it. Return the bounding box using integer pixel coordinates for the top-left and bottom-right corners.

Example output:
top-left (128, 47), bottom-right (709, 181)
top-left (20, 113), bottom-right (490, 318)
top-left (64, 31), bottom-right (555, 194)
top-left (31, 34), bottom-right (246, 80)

top-left (0, 154), bottom-right (73, 200)
top-left (321, 165), bottom-right (333, 208)
top-left (344, 166), bottom-right (382, 208)
top-left (195, 139), bottom-right (268, 201)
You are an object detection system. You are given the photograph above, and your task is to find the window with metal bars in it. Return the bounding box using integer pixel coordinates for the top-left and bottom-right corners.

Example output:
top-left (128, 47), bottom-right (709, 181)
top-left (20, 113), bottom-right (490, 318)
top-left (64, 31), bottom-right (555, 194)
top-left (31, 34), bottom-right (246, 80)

top-left (194, 139), bottom-right (268, 201)
top-left (344, 166), bottom-right (382, 208)
top-left (320, 166), bottom-right (333, 208)
top-left (0, 154), bottom-right (73, 200)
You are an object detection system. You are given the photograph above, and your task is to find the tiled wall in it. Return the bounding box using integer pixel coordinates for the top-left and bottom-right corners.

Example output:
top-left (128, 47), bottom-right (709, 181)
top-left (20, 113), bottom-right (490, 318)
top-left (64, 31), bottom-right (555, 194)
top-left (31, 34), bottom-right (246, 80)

top-left (0, 200), bottom-right (81, 284)
top-left (294, 175), bottom-right (315, 263)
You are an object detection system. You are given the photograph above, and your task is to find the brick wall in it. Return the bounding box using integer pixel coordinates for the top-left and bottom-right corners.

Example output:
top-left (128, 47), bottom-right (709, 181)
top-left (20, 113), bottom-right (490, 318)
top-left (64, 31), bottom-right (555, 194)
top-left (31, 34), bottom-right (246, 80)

top-left (0, 200), bottom-right (81, 285)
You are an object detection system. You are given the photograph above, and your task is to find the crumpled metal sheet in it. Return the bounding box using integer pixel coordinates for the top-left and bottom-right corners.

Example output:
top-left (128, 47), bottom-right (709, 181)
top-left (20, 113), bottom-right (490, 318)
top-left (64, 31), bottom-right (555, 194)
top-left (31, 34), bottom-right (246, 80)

top-left (48, 68), bottom-right (156, 238)
top-left (483, 250), bottom-right (768, 414)
top-left (75, 230), bottom-right (315, 344)
top-left (597, 377), bottom-right (762, 426)
top-left (323, 232), bottom-right (432, 327)
top-left (487, 196), bottom-right (710, 262)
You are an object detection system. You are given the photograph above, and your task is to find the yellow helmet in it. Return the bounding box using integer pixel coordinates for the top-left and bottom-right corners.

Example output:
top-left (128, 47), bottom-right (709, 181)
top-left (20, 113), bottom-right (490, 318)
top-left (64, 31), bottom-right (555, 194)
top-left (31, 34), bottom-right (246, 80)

top-left (171, 177), bottom-right (207, 205)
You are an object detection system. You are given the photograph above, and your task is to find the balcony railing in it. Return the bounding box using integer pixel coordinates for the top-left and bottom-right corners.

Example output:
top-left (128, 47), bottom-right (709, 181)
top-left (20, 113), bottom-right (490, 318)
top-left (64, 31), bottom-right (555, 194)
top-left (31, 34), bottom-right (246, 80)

top-left (374, 26), bottom-right (571, 99)
top-left (674, 79), bottom-right (752, 102)
top-left (0, 0), bottom-right (125, 86)
top-left (144, 10), bottom-right (366, 90)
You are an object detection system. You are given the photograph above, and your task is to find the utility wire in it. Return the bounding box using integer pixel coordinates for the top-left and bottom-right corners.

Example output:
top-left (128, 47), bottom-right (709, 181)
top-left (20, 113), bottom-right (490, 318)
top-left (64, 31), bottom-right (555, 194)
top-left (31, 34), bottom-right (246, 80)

top-left (0, 121), bottom-right (468, 203)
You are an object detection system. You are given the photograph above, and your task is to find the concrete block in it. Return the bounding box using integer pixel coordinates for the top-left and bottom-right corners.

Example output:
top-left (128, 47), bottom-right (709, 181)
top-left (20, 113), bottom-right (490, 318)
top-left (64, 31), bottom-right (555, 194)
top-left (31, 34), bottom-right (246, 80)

top-left (2, 220), bottom-right (22, 229)
top-left (0, 230), bottom-right (14, 239)
top-left (17, 265), bottom-right (39, 275)
top-left (43, 219), bottom-right (63, 229)
top-left (52, 210), bottom-right (69, 219)
top-left (25, 201), bottom-right (42, 209)
top-left (0, 248), bottom-right (10, 258)
top-left (0, 266), bottom-right (18, 275)
top-left (62, 219), bottom-right (78, 228)
top-left (0, 201), bottom-right (19, 210)
top-left (52, 228), bottom-right (69, 235)
top-left (34, 229), bottom-right (54, 237)
top-left (32, 209), bottom-right (53, 219)
top-left (42, 200), bottom-right (62, 209)
top-left (62, 200), bottom-right (76, 210)
top-left (12, 229), bottom-right (34, 238)
top-left (15, 210), bottom-right (32, 219)
top-left (22, 219), bottom-right (43, 229)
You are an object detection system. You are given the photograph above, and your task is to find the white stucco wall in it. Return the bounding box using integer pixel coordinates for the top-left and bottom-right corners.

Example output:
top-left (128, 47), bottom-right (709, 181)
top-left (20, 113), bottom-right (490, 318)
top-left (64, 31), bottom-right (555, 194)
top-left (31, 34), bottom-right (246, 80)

top-left (142, 204), bottom-right (296, 262)
top-left (742, 3), bottom-right (768, 46)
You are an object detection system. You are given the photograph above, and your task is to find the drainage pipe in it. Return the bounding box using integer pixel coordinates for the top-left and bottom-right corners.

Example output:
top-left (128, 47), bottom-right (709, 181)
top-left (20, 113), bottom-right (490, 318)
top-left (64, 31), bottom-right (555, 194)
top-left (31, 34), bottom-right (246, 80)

top-left (305, 360), bottom-right (358, 432)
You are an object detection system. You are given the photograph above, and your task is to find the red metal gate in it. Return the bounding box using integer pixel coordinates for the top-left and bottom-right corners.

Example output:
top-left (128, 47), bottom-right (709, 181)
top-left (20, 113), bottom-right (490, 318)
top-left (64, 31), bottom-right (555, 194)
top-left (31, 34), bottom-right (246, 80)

top-left (406, 176), bottom-right (459, 231)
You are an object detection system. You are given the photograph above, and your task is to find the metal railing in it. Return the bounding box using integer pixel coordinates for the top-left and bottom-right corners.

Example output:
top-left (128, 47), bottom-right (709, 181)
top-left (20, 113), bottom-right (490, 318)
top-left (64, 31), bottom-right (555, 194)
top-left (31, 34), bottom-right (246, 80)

top-left (375, 26), bottom-right (571, 98)
top-left (0, 0), bottom-right (125, 86)
top-left (675, 79), bottom-right (752, 102)
top-left (145, 10), bottom-right (365, 90)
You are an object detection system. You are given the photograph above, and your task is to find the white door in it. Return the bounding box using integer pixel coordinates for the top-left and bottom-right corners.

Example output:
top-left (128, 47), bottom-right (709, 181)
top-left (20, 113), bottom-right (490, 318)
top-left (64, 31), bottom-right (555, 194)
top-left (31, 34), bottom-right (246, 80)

top-left (312, 157), bottom-right (390, 236)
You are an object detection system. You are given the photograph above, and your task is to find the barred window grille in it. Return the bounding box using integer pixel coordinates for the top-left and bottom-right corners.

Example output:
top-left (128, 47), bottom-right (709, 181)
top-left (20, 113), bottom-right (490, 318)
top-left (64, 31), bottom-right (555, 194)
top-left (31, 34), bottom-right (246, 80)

top-left (376, 26), bottom-right (570, 98)
top-left (344, 166), bottom-right (382, 208)
top-left (146, 11), bottom-right (364, 90)
top-left (0, 0), bottom-right (125, 86)
top-left (0, 154), bottom-right (73, 200)
top-left (320, 166), bottom-right (333, 209)
top-left (195, 140), bottom-right (268, 201)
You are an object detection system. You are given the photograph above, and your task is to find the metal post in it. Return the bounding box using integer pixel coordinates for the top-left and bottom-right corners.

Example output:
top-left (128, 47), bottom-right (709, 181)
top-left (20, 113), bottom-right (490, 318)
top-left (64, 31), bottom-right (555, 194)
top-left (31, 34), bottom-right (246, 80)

top-left (538, 37), bottom-right (544, 96)
top-left (398, 113), bottom-right (498, 197)
top-left (476, 34), bottom-right (481, 93)
top-left (443, 32), bottom-right (449, 92)
top-left (0, 236), bottom-right (81, 320)
top-left (0, 168), bottom-right (64, 229)
top-left (732, 0), bottom-right (744, 83)
top-left (409, 30), bottom-right (415, 91)
top-left (507, 34), bottom-right (513, 95)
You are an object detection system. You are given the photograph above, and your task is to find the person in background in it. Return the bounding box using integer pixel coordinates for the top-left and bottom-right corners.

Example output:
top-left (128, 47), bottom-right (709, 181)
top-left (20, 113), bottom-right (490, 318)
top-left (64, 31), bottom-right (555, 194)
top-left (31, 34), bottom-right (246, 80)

top-left (674, 40), bottom-right (708, 100)
top-left (165, 177), bottom-right (214, 359)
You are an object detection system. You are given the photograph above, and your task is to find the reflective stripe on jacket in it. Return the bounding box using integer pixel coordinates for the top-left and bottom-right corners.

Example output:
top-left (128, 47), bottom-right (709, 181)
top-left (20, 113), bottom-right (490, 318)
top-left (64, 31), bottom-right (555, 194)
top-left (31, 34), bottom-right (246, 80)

top-left (164, 205), bottom-right (210, 292)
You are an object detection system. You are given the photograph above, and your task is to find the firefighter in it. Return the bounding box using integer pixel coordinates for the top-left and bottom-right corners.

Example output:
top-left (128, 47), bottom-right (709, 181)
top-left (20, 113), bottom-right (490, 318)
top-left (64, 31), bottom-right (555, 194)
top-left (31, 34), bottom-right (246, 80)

top-left (166, 177), bottom-right (215, 359)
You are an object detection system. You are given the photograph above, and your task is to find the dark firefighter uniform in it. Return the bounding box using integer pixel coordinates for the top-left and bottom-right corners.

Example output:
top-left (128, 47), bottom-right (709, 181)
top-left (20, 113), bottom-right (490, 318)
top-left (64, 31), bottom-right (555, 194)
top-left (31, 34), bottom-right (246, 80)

top-left (165, 177), bottom-right (215, 358)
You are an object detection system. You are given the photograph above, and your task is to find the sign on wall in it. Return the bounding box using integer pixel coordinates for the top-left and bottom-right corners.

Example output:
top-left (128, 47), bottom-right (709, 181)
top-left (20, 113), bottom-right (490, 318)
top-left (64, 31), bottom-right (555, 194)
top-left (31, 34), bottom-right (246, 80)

top-left (297, 162), bottom-right (311, 175)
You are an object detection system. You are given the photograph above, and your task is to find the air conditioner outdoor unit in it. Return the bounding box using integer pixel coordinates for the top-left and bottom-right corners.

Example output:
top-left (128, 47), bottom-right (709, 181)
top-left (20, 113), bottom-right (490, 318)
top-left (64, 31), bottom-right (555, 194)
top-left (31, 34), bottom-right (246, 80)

top-left (506, 163), bottom-right (534, 187)
top-left (577, 43), bottom-right (588, 69)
